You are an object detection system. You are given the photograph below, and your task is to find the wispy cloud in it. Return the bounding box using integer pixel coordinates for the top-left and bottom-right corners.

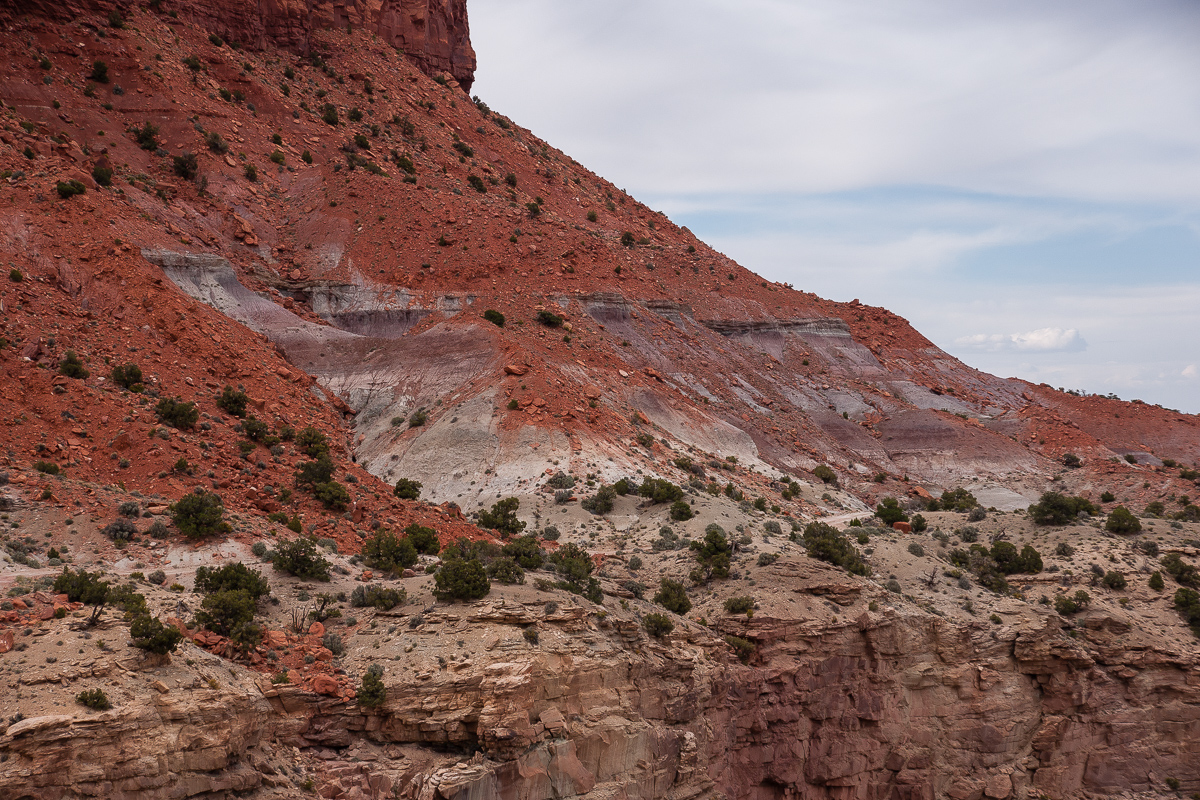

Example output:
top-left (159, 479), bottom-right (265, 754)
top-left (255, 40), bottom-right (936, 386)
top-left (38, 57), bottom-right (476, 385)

top-left (955, 328), bottom-right (1086, 353)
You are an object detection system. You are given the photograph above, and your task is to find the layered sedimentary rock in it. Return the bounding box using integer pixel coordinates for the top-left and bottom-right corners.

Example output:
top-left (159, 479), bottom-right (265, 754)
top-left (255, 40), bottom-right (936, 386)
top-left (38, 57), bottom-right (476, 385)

top-left (3, 601), bottom-right (1197, 799)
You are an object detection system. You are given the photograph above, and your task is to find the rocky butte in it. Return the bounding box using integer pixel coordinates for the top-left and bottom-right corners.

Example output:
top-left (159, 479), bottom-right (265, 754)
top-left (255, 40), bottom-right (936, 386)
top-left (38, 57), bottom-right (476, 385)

top-left (0, 2), bottom-right (1198, 799)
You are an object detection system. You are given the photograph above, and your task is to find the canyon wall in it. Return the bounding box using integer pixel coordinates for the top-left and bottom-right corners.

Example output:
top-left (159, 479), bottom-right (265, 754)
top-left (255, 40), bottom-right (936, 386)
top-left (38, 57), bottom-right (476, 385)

top-left (3, 602), bottom-right (1197, 799)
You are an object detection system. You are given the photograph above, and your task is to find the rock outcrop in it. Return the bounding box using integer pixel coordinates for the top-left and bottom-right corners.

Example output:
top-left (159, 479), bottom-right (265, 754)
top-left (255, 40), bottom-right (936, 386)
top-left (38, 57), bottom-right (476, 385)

top-left (3, 603), bottom-right (1198, 799)
top-left (1, 0), bottom-right (476, 89)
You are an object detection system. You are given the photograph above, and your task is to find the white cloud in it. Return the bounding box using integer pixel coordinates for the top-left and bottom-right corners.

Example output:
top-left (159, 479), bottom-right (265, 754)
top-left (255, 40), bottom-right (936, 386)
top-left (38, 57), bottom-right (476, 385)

top-left (1184, 365), bottom-right (1199, 379)
top-left (955, 327), bottom-right (1086, 353)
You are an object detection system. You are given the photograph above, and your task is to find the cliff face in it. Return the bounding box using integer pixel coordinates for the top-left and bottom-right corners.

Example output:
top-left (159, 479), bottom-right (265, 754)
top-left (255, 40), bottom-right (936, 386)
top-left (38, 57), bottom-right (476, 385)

top-left (3, 602), bottom-right (1197, 800)
top-left (1, 0), bottom-right (476, 89)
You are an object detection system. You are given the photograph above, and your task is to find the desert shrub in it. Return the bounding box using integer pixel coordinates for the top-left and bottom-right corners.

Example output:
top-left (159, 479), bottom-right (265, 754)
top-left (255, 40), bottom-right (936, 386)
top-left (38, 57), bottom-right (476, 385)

top-left (1162, 553), bottom-right (1200, 588)
top-left (216, 386), bottom-right (248, 417)
top-left (147, 570), bottom-right (166, 586)
top-left (487, 557), bottom-right (525, 584)
top-left (134, 121), bottom-right (160, 151)
top-left (627, 555), bottom-right (643, 571)
top-left (477, 497), bottom-right (525, 538)
top-left (501, 535), bottom-right (543, 570)
top-left (433, 557), bottom-right (490, 602)
top-left (936, 488), bottom-right (979, 512)
top-left (172, 152), bottom-right (198, 180)
top-left (724, 596), bottom-right (754, 615)
top-left (582, 484), bottom-right (616, 515)
top-left (1053, 590), bottom-right (1091, 615)
top-left (195, 588), bottom-right (256, 635)
top-left (812, 465), bottom-right (837, 485)
top-left (322, 632), bottom-right (344, 656)
top-left (1055, 542), bottom-right (1075, 557)
top-left (907, 542), bottom-right (925, 557)
top-left (669, 500), bottom-right (695, 521)
top-left (802, 522), bottom-right (870, 576)
top-left (763, 520), bottom-right (783, 536)
top-left (350, 585), bottom-right (406, 610)
top-left (1150, 571), bottom-right (1165, 591)
top-left (295, 426), bottom-right (330, 459)
top-left (155, 397), bottom-right (198, 429)
top-left (102, 518), bottom-right (137, 542)
top-left (89, 60), bottom-right (109, 82)
top-left (1102, 571), bottom-right (1127, 590)
top-left (536, 310), bottom-right (563, 327)
top-left (467, 174), bottom-right (486, 193)
top-left (407, 408), bottom-right (428, 427)
top-left (272, 537), bottom-right (331, 581)
top-left (906, 513), bottom-right (927, 533)
top-left (117, 500), bottom-right (141, 518)
top-left (690, 524), bottom-right (732, 582)
top-left (757, 552), bottom-right (779, 567)
top-left (639, 478), bottom-right (684, 504)
top-left (405, 523), bottom-right (440, 555)
top-left (391, 478), bottom-right (422, 501)
top-left (654, 578), bottom-right (691, 614)
top-left (92, 164), bottom-right (113, 186)
top-left (875, 497), bottom-right (908, 525)
top-left (482, 309), bottom-right (505, 327)
top-left (295, 457), bottom-right (335, 488)
top-left (1062, 453), bottom-right (1082, 468)
top-left (1028, 492), bottom-right (1097, 525)
top-left (33, 460), bottom-right (60, 475)
top-left (54, 567), bottom-right (110, 624)
top-left (110, 363), bottom-right (143, 390)
top-left (358, 663), bottom-right (386, 707)
top-left (1105, 506), bottom-right (1141, 534)
top-left (313, 480), bottom-right (350, 511)
top-left (1177, 504), bottom-right (1200, 523)
top-left (194, 562), bottom-right (269, 599)
top-left (547, 472), bottom-right (576, 490)
top-left (130, 615), bottom-right (184, 654)
top-left (57, 179), bottom-right (88, 201)
top-left (1100, 491), bottom-right (1116, 503)
top-left (58, 351), bottom-right (88, 379)
top-left (361, 529), bottom-right (418, 574)
top-left (170, 490), bottom-right (230, 539)
top-left (967, 506), bottom-right (987, 522)
top-left (1144, 501), bottom-right (1166, 518)
top-left (76, 688), bottom-right (111, 710)
top-left (540, 525), bottom-right (561, 541)
top-left (1173, 588), bottom-right (1200, 637)
top-left (643, 613), bottom-right (674, 638)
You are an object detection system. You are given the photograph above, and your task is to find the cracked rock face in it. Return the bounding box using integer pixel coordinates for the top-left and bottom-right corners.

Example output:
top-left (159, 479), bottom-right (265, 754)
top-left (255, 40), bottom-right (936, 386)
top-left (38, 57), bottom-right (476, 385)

top-left (2, 600), bottom-right (1198, 800)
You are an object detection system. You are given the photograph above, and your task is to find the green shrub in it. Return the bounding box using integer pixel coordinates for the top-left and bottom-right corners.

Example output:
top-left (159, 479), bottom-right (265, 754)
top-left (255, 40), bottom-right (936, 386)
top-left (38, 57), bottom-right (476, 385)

top-left (216, 386), bottom-right (248, 417)
top-left (690, 524), bottom-right (732, 582)
top-left (313, 480), bottom-right (350, 511)
top-left (54, 567), bottom-right (110, 624)
top-left (296, 426), bottom-right (330, 459)
top-left (724, 596), bottom-right (754, 615)
top-left (1150, 571), bottom-right (1165, 591)
top-left (272, 537), bottom-right (331, 581)
top-left (478, 497), bottom-right (525, 538)
top-left (482, 309), bottom-right (505, 327)
top-left (1053, 590), bottom-right (1091, 615)
top-left (909, 514), bottom-right (928, 533)
top-left (1102, 571), bottom-right (1127, 590)
top-left (875, 497), bottom-right (908, 525)
top-left (358, 663), bottom-right (386, 707)
top-left (452, 140), bottom-right (474, 158)
top-left (654, 578), bottom-right (691, 614)
top-left (170, 490), bottom-right (230, 539)
top-left (643, 613), bottom-right (674, 638)
top-left (350, 585), bottom-right (406, 610)
top-left (321, 104), bottom-right (339, 125)
top-left (295, 457), bottom-right (335, 488)
top-left (244, 163), bottom-right (258, 181)
top-left (56, 180), bottom-right (87, 199)
top-left (194, 562), bottom-right (269, 599)
top-left (102, 518), bottom-right (137, 542)
top-left (362, 529), bottom-right (418, 574)
top-left (669, 500), bottom-right (694, 521)
top-left (147, 570), bottom-right (166, 586)
top-left (196, 588), bottom-right (256, 635)
top-left (110, 363), bottom-right (142, 390)
top-left (1162, 553), bottom-right (1200, 588)
top-left (33, 460), bottom-right (60, 475)
top-left (627, 555), bottom-right (643, 571)
top-left (620, 231), bottom-right (635, 247)
top-left (130, 615), bottom-right (184, 654)
top-left (405, 523), bottom-right (441, 555)
top-left (58, 350), bottom-right (88, 379)
top-left (1174, 588), bottom-right (1200, 637)
top-left (805, 465), bottom-right (836, 486)
top-left (172, 152), bottom-right (199, 180)
top-left (1029, 492), bottom-right (1097, 525)
top-left (433, 557), bottom-right (490, 601)
top-left (155, 397), bottom-right (199, 429)
top-left (487, 557), bottom-right (525, 584)
top-left (467, 174), bottom-right (486, 193)
top-left (581, 485), bottom-right (616, 515)
top-left (801, 522), bottom-right (870, 576)
top-left (1105, 506), bottom-right (1141, 534)
top-left (392, 478), bottom-right (422, 500)
top-left (89, 60), bottom-right (109, 83)
top-left (501, 535), bottom-right (543, 569)
top-left (76, 688), bottom-right (111, 710)
top-left (639, 478), bottom-right (684, 504)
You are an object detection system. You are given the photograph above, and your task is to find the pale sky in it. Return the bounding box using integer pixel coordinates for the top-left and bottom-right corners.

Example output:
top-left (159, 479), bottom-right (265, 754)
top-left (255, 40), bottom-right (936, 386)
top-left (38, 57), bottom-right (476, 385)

top-left (469, 0), bottom-right (1200, 413)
